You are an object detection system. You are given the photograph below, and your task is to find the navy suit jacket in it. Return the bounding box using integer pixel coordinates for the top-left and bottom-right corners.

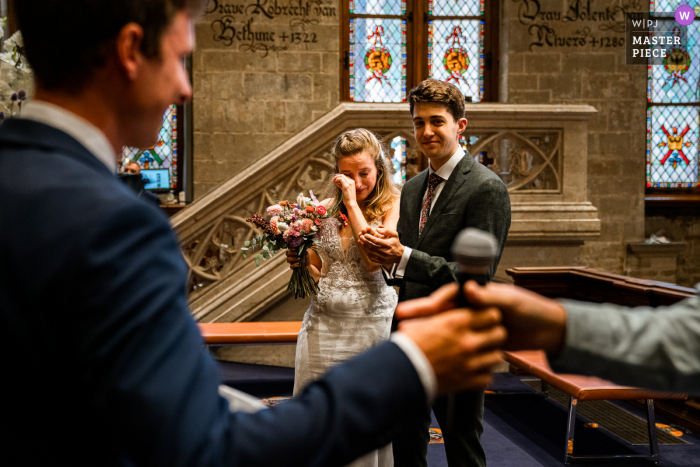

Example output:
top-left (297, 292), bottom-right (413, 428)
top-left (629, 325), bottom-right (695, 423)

top-left (0, 119), bottom-right (427, 466)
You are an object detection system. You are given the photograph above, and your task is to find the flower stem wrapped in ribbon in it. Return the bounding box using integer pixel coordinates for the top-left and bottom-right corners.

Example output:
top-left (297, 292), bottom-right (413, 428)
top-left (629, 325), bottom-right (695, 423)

top-left (242, 191), bottom-right (338, 299)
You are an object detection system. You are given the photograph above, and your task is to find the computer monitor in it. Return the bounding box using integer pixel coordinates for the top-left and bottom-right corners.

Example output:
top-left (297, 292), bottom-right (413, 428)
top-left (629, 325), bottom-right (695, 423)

top-left (141, 169), bottom-right (171, 190)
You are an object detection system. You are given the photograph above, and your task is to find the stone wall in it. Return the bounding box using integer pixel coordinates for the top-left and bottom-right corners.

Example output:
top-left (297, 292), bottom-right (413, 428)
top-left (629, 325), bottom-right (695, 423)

top-left (504, 0), bottom-right (648, 274)
top-left (644, 215), bottom-right (700, 287)
top-left (192, 0), bottom-right (341, 198)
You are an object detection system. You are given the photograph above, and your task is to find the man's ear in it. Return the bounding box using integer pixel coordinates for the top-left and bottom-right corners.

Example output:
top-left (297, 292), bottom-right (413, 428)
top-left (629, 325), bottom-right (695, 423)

top-left (116, 23), bottom-right (146, 81)
top-left (457, 117), bottom-right (468, 135)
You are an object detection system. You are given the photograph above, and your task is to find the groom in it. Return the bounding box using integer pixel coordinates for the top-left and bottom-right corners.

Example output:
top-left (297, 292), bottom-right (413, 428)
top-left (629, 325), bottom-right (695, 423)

top-left (360, 79), bottom-right (511, 467)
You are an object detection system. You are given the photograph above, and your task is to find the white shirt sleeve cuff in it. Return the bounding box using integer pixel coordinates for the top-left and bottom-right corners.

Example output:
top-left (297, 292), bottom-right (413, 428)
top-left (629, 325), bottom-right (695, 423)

top-left (381, 263), bottom-right (396, 280)
top-left (390, 331), bottom-right (437, 402)
top-left (395, 246), bottom-right (412, 279)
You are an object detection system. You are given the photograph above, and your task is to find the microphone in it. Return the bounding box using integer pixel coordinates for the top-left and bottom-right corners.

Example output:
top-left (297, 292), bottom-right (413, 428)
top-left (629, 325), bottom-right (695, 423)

top-left (451, 228), bottom-right (499, 308)
top-left (445, 228), bottom-right (498, 431)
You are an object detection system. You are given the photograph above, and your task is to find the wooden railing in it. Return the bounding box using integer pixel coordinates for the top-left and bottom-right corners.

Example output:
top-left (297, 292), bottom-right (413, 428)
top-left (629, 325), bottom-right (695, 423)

top-left (507, 266), bottom-right (699, 433)
top-left (507, 266), bottom-right (696, 306)
top-left (199, 322), bottom-right (301, 345)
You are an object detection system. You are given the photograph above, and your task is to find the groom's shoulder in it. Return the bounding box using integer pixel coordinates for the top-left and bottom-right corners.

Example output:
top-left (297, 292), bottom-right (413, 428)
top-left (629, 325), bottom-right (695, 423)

top-left (404, 169), bottom-right (428, 190)
top-left (469, 159), bottom-right (506, 186)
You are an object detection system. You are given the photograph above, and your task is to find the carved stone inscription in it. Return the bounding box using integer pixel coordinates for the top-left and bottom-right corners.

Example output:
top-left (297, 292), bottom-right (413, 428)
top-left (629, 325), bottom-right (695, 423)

top-left (206, 0), bottom-right (336, 56)
top-left (513, 0), bottom-right (638, 52)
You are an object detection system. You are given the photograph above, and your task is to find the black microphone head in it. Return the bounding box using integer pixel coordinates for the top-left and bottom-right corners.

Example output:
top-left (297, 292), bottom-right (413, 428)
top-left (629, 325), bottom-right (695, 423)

top-left (451, 228), bottom-right (498, 274)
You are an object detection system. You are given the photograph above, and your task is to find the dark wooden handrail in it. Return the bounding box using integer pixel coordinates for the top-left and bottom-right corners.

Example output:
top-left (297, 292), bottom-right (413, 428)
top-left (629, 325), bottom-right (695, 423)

top-left (506, 266), bottom-right (699, 433)
top-left (506, 266), bottom-right (696, 307)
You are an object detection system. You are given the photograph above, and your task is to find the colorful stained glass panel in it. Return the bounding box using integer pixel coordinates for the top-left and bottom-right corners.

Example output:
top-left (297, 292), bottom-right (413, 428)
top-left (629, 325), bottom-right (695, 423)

top-left (350, 0), bottom-right (405, 15)
top-left (121, 105), bottom-right (178, 189)
top-left (647, 105), bottom-right (699, 187)
top-left (428, 20), bottom-right (483, 102)
top-left (651, 0), bottom-right (700, 13)
top-left (389, 136), bottom-right (407, 186)
top-left (649, 21), bottom-right (700, 103)
top-left (430, 0), bottom-right (483, 17)
top-left (350, 18), bottom-right (406, 102)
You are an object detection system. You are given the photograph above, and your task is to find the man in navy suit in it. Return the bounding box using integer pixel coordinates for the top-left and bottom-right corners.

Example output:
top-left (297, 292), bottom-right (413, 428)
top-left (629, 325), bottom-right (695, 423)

top-left (0, 1), bottom-right (507, 465)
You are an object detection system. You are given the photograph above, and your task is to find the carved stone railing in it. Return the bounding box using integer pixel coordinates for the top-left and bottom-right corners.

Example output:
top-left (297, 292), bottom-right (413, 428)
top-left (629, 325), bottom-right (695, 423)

top-left (171, 103), bottom-right (601, 322)
top-left (462, 105), bottom-right (600, 244)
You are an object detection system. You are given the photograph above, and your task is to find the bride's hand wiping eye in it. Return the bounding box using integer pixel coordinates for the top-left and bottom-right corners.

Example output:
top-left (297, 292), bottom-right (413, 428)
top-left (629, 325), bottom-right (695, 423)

top-left (332, 174), bottom-right (357, 207)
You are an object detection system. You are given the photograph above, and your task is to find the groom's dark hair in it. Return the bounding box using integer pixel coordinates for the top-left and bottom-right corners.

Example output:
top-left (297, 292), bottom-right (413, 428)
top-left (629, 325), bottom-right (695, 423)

top-left (16, 0), bottom-right (206, 93)
top-left (408, 79), bottom-right (466, 123)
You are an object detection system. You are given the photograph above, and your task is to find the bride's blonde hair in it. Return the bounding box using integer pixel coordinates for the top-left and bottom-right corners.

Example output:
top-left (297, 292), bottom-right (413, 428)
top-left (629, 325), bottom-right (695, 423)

top-left (328, 128), bottom-right (399, 223)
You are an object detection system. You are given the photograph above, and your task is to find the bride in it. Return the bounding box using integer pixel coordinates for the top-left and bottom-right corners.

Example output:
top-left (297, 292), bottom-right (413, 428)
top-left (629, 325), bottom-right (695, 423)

top-left (286, 128), bottom-right (400, 467)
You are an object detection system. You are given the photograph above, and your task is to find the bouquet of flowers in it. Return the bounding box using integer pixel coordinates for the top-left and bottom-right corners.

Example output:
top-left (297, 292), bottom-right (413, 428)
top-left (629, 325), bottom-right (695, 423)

top-left (242, 191), bottom-right (345, 298)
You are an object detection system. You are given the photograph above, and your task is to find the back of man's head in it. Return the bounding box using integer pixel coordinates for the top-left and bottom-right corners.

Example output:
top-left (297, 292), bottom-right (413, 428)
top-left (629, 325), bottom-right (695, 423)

top-left (16, 0), bottom-right (206, 94)
top-left (407, 79), bottom-right (466, 123)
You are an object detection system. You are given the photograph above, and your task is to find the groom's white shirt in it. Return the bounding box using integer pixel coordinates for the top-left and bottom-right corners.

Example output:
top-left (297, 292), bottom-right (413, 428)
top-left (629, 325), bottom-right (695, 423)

top-left (385, 146), bottom-right (466, 279)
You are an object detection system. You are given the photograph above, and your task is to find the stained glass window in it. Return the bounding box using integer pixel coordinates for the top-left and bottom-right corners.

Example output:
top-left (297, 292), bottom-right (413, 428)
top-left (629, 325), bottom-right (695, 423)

top-left (648, 106), bottom-right (699, 186)
top-left (350, 18), bottom-right (407, 102)
top-left (345, 0), bottom-right (490, 106)
top-left (647, 4), bottom-right (700, 188)
top-left (428, 1), bottom-right (484, 102)
top-left (651, 0), bottom-right (700, 13)
top-left (649, 22), bottom-right (700, 103)
top-left (388, 136), bottom-right (407, 185)
top-left (428, 20), bottom-right (483, 102)
top-left (121, 105), bottom-right (179, 189)
top-left (350, 0), bottom-right (405, 15)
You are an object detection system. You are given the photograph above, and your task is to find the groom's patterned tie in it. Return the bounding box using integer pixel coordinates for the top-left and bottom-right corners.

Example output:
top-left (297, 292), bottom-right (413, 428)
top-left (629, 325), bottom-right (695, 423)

top-left (419, 173), bottom-right (445, 235)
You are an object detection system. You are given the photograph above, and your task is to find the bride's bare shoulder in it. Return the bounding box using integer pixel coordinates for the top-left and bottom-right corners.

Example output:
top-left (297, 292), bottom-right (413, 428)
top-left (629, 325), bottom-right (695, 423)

top-left (320, 198), bottom-right (334, 207)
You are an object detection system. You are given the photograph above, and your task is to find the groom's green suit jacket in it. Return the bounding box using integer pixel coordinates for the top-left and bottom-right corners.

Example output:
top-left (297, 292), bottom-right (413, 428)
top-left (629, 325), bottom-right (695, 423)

top-left (391, 151), bottom-right (511, 302)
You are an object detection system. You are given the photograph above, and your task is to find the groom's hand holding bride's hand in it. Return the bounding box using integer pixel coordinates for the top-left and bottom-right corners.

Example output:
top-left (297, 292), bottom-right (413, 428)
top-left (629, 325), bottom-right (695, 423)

top-left (358, 226), bottom-right (404, 264)
top-left (397, 283), bottom-right (507, 393)
top-left (359, 226), bottom-right (378, 237)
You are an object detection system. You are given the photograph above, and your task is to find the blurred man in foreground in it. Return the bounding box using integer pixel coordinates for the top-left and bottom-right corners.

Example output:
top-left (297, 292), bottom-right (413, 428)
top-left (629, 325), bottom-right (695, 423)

top-left (397, 281), bottom-right (700, 394)
top-left (0, 1), bottom-right (506, 465)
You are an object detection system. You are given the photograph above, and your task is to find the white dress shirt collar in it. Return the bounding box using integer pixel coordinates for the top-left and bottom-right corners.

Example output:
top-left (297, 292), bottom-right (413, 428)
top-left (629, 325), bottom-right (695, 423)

top-left (428, 145), bottom-right (466, 181)
top-left (21, 100), bottom-right (117, 173)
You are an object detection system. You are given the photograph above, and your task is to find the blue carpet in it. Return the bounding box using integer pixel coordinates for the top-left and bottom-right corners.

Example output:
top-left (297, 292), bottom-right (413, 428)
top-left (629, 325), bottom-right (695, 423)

top-left (218, 360), bottom-right (294, 398)
top-left (427, 373), bottom-right (700, 467)
top-left (217, 361), bottom-right (700, 466)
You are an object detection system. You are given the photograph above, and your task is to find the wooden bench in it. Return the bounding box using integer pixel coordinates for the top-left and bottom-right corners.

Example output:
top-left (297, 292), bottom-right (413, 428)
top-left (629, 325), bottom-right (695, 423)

top-left (198, 322), bottom-right (303, 345)
top-left (504, 350), bottom-right (687, 464)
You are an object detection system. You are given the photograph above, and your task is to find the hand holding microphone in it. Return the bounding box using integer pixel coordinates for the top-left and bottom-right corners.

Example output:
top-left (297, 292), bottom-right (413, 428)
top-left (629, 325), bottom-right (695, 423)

top-left (447, 228), bottom-right (499, 429)
top-left (451, 228), bottom-right (499, 306)
top-left (394, 228), bottom-right (505, 408)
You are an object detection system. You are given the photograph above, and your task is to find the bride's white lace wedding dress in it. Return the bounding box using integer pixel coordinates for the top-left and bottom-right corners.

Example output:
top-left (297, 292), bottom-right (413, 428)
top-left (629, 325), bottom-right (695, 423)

top-left (294, 217), bottom-right (398, 467)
